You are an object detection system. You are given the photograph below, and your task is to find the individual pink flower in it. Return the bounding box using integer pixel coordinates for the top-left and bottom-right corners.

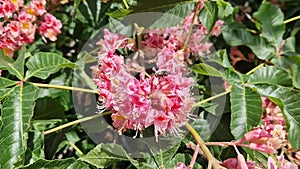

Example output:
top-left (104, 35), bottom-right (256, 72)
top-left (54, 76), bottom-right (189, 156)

top-left (11, 0), bottom-right (24, 10)
top-left (211, 20), bottom-right (224, 36)
top-left (29, 0), bottom-right (46, 16)
top-left (39, 13), bottom-right (62, 41)
top-left (238, 126), bottom-right (283, 154)
top-left (0, 0), bottom-right (16, 18)
top-left (96, 29), bottom-right (130, 55)
top-left (262, 97), bottom-right (285, 126)
top-left (174, 162), bottom-right (189, 169)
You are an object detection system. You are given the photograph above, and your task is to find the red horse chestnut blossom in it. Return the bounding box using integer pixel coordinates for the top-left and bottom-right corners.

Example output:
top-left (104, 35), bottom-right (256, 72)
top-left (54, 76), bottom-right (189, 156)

top-left (93, 10), bottom-right (220, 139)
top-left (0, 0), bottom-right (62, 57)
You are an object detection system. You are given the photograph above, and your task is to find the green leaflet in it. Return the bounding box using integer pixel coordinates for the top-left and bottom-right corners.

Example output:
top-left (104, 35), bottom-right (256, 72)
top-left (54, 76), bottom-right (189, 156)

top-left (253, 2), bottom-right (285, 49)
top-left (25, 52), bottom-right (76, 80)
top-left (230, 84), bottom-right (262, 140)
top-left (199, 1), bottom-right (218, 32)
top-left (21, 158), bottom-right (89, 169)
top-left (0, 83), bottom-right (38, 168)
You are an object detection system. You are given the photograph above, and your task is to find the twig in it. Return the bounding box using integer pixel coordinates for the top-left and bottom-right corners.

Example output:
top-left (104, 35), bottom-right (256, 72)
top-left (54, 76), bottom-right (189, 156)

top-left (32, 83), bottom-right (98, 94)
top-left (44, 112), bottom-right (112, 135)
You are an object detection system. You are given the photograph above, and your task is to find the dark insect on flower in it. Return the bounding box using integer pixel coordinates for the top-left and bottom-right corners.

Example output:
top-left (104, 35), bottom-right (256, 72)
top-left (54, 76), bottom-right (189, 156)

top-left (155, 70), bottom-right (169, 77)
top-left (96, 100), bottom-right (106, 114)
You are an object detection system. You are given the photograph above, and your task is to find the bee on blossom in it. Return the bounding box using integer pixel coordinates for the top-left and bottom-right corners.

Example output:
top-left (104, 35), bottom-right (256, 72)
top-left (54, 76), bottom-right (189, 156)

top-left (155, 70), bottom-right (169, 77)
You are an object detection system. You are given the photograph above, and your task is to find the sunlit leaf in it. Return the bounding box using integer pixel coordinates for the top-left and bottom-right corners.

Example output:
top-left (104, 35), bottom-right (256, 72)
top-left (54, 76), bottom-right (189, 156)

top-left (0, 83), bottom-right (38, 168)
top-left (21, 158), bottom-right (89, 169)
top-left (248, 66), bottom-right (293, 87)
top-left (25, 52), bottom-right (76, 80)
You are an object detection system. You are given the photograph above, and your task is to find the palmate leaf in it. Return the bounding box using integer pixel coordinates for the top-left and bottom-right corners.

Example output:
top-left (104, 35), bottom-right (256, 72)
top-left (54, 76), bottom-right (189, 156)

top-left (253, 2), bottom-right (285, 48)
top-left (25, 52), bottom-right (76, 80)
top-left (0, 83), bottom-right (38, 168)
top-left (230, 84), bottom-right (262, 140)
top-left (21, 158), bottom-right (89, 169)
top-left (79, 143), bottom-right (139, 168)
top-left (249, 84), bottom-right (300, 150)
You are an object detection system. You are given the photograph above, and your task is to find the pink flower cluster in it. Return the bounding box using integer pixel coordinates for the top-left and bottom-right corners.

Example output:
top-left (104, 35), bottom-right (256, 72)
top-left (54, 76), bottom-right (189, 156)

top-left (94, 29), bottom-right (195, 139)
top-left (93, 8), bottom-right (223, 139)
top-left (0, 0), bottom-right (62, 57)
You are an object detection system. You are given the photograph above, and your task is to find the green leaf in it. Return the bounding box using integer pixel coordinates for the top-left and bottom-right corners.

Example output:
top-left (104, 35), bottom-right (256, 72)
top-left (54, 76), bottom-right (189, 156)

top-left (0, 77), bottom-right (17, 89)
top-left (230, 84), bottom-right (262, 140)
top-left (33, 97), bottom-right (65, 120)
top-left (147, 140), bottom-right (180, 167)
top-left (108, 17), bottom-right (134, 35)
top-left (0, 88), bottom-right (13, 101)
top-left (290, 64), bottom-right (300, 89)
top-left (199, 1), bottom-right (218, 32)
top-left (133, 0), bottom-right (193, 13)
top-left (25, 52), bottom-right (76, 80)
top-left (222, 23), bottom-right (276, 60)
top-left (74, 0), bottom-right (111, 40)
top-left (21, 158), bottom-right (89, 169)
top-left (149, 2), bottom-right (196, 29)
top-left (249, 84), bottom-right (300, 150)
top-left (0, 50), bottom-right (13, 70)
top-left (191, 63), bottom-right (223, 77)
top-left (248, 66), bottom-right (292, 86)
top-left (106, 9), bottom-right (133, 18)
top-left (216, 0), bottom-right (234, 18)
top-left (209, 49), bottom-right (232, 68)
top-left (189, 113), bottom-right (222, 141)
top-left (6, 51), bottom-right (27, 80)
top-left (253, 2), bottom-right (285, 48)
top-left (79, 143), bottom-right (139, 168)
top-left (24, 131), bottom-right (44, 165)
top-left (0, 83), bottom-right (38, 168)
